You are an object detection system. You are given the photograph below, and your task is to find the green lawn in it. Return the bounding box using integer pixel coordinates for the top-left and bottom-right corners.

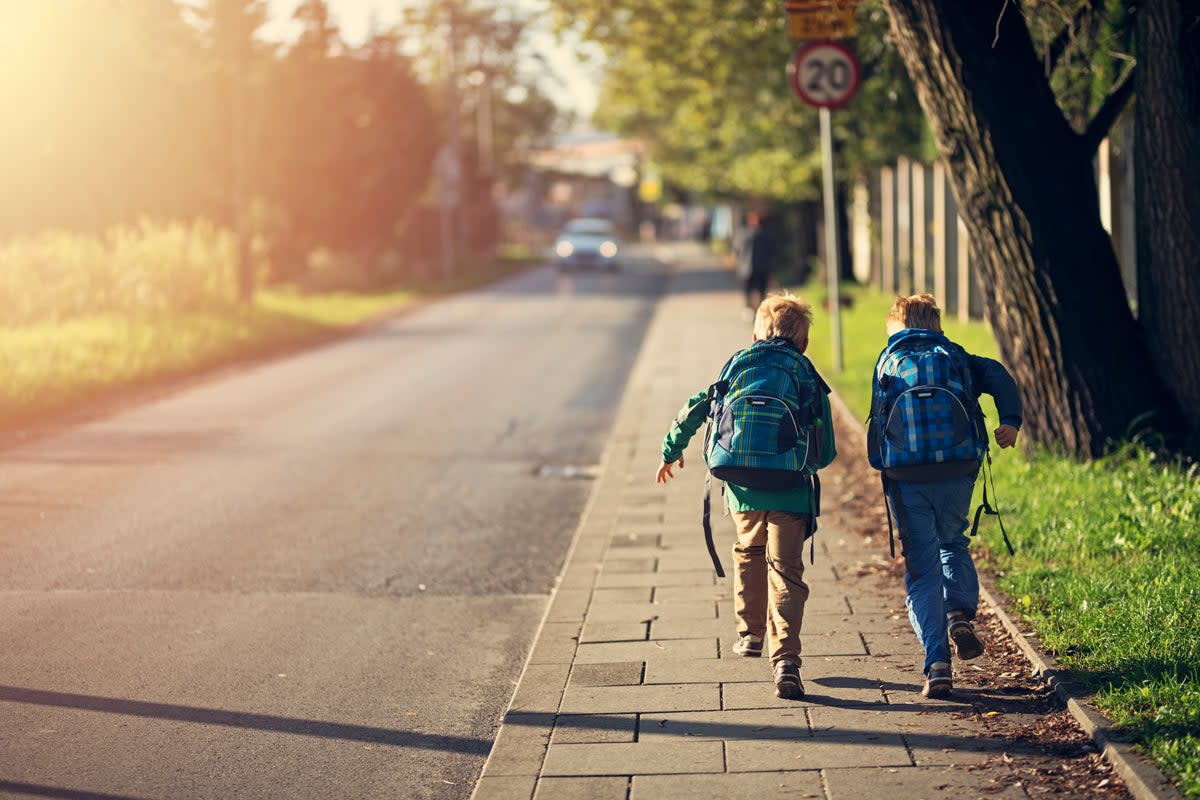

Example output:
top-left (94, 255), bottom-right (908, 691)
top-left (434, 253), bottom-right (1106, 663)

top-left (794, 279), bottom-right (1200, 797)
top-left (0, 259), bottom-right (531, 431)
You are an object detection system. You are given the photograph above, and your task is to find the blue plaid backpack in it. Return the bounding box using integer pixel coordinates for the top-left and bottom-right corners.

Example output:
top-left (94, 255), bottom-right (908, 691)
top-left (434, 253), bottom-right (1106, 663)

top-left (700, 338), bottom-right (833, 575)
top-left (705, 338), bottom-right (831, 486)
top-left (867, 329), bottom-right (1014, 558)
top-left (868, 330), bottom-right (986, 478)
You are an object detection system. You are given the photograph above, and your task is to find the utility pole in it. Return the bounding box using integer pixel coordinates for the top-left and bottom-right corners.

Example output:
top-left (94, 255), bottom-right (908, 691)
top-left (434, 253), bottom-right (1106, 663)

top-left (437, 0), bottom-right (463, 280)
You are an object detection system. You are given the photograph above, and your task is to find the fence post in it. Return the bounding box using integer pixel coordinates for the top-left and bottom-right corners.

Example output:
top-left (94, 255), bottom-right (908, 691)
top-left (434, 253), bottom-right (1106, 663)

top-left (897, 156), bottom-right (911, 295)
top-left (880, 166), bottom-right (895, 293)
top-left (912, 160), bottom-right (927, 294)
top-left (956, 214), bottom-right (970, 324)
top-left (932, 162), bottom-right (948, 307)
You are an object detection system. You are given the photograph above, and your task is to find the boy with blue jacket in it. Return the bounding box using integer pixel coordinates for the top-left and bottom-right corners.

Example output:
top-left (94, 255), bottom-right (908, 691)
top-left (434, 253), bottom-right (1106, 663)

top-left (872, 294), bottom-right (1021, 699)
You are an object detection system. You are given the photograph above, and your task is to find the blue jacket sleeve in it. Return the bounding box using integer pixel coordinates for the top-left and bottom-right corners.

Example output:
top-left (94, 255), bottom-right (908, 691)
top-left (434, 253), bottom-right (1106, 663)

top-left (968, 354), bottom-right (1022, 428)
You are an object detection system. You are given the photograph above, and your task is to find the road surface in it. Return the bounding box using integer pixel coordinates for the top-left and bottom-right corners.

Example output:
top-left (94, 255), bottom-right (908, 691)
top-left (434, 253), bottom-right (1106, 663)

top-left (0, 248), bottom-right (672, 799)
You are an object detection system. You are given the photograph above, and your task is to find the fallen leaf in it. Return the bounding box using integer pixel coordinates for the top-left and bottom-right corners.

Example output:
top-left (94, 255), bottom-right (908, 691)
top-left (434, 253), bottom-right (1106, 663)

top-left (984, 711), bottom-right (1002, 717)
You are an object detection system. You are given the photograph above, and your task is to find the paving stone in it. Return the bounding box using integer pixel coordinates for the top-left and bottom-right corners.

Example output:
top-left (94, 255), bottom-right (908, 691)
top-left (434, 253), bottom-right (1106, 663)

top-left (595, 570), bottom-right (714, 589)
top-left (592, 587), bottom-right (653, 604)
top-left (652, 554), bottom-right (715, 573)
top-left (580, 620), bottom-right (647, 644)
top-left (583, 602), bottom-right (716, 624)
top-left (644, 657), bottom-right (771, 685)
top-left (638, 707), bottom-right (809, 742)
top-left (534, 777), bottom-right (629, 800)
top-left (721, 680), bottom-right (817, 711)
top-left (568, 662), bottom-right (644, 687)
top-left (615, 511), bottom-right (664, 526)
top-left (808, 704), bottom-right (980, 742)
top-left (574, 638), bottom-right (717, 664)
top-left (816, 611), bottom-right (913, 634)
top-left (620, 489), bottom-right (667, 505)
top-left (598, 546), bottom-right (667, 561)
top-left (653, 585), bottom-right (733, 605)
top-left (801, 655), bottom-right (924, 701)
top-left (632, 770), bottom-right (824, 799)
top-left (551, 714), bottom-right (637, 745)
top-left (483, 712), bottom-right (556, 776)
top-left (509, 663), bottom-right (571, 713)
top-left (559, 682), bottom-right (721, 714)
top-left (473, 775), bottom-right (536, 800)
top-left (610, 533), bottom-right (660, 548)
top-left (527, 621), bottom-right (582, 665)
top-left (601, 558), bottom-right (658, 573)
top-left (823, 765), bottom-right (1027, 800)
top-left (719, 630), bottom-right (867, 657)
top-left (541, 741), bottom-right (725, 777)
top-left (649, 616), bottom-right (734, 640)
top-left (726, 733), bottom-right (912, 771)
top-left (904, 725), bottom-right (1042, 766)
top-left (543, 590), bottom-right (590, 624)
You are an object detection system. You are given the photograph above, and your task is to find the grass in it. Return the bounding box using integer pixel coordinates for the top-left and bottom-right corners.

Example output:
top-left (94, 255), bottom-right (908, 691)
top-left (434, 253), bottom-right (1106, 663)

top-left (0, 255), bottom-right (532, 431)
top-left (792, 278), bottom-right (1200, 797)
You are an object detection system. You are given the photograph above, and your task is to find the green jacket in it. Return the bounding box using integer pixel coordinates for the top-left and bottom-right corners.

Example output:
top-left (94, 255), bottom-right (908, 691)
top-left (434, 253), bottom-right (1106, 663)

top-left (661, 388), bottom-right (837, 515)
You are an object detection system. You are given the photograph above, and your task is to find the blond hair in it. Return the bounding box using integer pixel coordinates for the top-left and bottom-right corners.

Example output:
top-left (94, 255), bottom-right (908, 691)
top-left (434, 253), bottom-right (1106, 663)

top-left (754, 292), bottom-right (813, 349)
top-left (887, 293), bottom-right (942, 332)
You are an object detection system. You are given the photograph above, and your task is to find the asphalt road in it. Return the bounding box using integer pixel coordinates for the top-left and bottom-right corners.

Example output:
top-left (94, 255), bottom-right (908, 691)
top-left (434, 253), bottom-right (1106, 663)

top-left (0, 247), bottom-right (672, 799)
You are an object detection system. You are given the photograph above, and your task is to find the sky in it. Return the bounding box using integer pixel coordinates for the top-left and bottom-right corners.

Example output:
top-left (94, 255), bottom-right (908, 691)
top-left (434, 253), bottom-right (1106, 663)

top-left (260, 0), bottom-right (602, 117)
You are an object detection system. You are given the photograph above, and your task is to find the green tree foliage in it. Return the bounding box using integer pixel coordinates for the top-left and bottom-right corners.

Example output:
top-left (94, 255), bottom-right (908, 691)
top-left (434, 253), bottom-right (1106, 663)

top-left (0, 1), bottom-right (442, 286)
top-left (549, 0), bottom-right (924, 201)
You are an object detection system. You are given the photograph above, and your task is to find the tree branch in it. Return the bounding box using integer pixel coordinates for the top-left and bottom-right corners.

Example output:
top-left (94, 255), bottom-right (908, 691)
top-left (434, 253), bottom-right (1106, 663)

top-left (1044, 0), bottom-right (1101, 73)
top-left (1082, 65), bottom-right (1137, 154)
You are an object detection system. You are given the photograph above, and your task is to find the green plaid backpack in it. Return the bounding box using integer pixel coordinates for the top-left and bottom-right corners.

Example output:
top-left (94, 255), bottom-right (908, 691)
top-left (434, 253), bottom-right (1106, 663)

top-left (700, 337), bottom-right (833, 574)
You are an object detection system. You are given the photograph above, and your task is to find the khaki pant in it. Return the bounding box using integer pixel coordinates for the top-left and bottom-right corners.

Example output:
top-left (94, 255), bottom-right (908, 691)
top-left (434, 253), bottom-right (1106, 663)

top-left (731, 510), bottom-right (810, 665)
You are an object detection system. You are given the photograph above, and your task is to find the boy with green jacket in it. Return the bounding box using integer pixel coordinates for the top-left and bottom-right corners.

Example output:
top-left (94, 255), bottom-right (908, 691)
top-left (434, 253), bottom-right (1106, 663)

top-left (656, 293), bottom-right (837, 699)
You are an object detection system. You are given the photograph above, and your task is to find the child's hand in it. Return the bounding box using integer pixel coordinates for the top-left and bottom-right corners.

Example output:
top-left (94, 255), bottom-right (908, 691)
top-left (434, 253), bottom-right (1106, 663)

top-left (994, 424), bottom-right (1019, 449)
top-left (656, 458), bottom-right (684, 484)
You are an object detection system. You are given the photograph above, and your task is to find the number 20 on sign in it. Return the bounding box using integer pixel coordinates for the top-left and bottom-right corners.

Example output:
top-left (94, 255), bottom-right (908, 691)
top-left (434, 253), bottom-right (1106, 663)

top-left (787, 39), bottom-right (861, 109)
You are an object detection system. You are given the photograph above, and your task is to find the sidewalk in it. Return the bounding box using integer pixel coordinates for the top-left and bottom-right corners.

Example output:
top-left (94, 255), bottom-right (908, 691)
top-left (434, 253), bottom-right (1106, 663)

top-left (471, 248), bottom-right (1120, 800)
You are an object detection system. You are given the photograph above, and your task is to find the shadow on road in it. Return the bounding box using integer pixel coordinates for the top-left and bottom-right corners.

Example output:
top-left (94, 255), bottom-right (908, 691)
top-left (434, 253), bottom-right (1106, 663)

top-left (0, 684), bottom-right (490, 753)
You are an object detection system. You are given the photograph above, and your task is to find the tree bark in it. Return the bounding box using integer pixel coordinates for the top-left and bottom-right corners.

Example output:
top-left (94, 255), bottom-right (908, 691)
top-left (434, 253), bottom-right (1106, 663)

top-left (1135, 0), bottom-right (1200, 448)
top-left (881, 0), bottom-right (1179, 457)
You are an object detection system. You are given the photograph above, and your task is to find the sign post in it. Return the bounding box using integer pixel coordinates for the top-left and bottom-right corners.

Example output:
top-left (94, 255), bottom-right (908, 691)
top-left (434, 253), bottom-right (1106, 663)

top-left (787, 39), bottom-right (861, 373)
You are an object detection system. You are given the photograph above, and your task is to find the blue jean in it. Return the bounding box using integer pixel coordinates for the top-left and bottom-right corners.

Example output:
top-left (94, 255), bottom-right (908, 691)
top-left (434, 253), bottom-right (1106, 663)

top-left (886, 475), bottom-right (978, 674)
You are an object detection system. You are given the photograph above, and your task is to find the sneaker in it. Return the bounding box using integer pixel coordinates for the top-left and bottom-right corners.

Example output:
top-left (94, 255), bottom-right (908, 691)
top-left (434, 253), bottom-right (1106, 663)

top-left (774, 661), bottom-right (805, 699)
top-left (948, 611), bottom-right (985, 660)
top-left (732, 634), bottom-right (763, 658)
top-left (922, 661), bottom-right (953, 698)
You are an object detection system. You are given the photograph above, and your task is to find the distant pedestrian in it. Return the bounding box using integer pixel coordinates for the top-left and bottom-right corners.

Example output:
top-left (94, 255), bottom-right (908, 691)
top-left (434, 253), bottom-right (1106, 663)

top-left (736, 212), bottom-right (775, 312)
top-left (656, 293), bottom-right (837, 699)
top-left (867, 294), bottom-right (1022, 698)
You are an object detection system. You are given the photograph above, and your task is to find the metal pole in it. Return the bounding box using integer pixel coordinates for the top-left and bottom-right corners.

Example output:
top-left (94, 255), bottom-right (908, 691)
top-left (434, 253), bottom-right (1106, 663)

top-left (819, 107), bottom-right (843, 373)
top-left (441, 0), bottom-right (461, 280)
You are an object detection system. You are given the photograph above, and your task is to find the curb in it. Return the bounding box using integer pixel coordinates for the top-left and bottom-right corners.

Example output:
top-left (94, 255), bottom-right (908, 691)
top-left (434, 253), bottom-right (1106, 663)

top-left (825, 381), bottom-right (1180, 800)
top-left (979, 584), bottom-right (1183, 800)
top-left (468, 245), bottom-right (690, 800)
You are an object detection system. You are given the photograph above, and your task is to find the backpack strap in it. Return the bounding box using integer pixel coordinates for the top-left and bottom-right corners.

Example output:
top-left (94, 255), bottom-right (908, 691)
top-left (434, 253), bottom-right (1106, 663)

top-left (969, 452), bottom-right (1016, 555)
top-left (702, 471), bottom-right (726, 577)
top-left (700, 405), bottom-right (726, 577)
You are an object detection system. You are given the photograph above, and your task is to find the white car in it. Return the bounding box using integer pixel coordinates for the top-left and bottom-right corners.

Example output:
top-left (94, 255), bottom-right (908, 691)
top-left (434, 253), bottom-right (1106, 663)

top-left (553, 218), bottom-right (621, 271)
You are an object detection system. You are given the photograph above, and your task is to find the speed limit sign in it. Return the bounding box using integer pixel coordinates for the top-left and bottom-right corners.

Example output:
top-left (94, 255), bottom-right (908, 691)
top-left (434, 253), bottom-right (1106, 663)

top-left (787, 40), bottom-right (861, 109)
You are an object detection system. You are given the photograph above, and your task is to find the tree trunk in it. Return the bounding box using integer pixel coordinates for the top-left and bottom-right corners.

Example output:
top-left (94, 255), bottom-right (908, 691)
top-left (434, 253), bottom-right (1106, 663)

top-left (881, 0), bottom-right (1179, 457)
top-left (1135, 0), bottom-right (1200, 448)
